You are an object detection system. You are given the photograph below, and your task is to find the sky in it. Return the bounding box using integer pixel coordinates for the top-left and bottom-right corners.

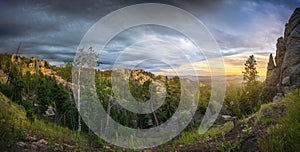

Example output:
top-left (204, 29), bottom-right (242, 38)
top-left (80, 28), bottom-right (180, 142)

top-left (0, 0), bottom-right (299, 76)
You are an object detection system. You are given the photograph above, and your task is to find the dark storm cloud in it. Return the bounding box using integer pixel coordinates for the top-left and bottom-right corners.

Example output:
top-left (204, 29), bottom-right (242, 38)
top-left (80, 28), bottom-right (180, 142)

top-left (0, 0), bottom-right (223, 60)
top-left (0, 0), bottom-right (299, 74)
top-left (0, 24), bottom-right (28, 38)
top-left (0, 0), bottom-right (181, 63)
top-left (0, 22), bottom-right (59, 39)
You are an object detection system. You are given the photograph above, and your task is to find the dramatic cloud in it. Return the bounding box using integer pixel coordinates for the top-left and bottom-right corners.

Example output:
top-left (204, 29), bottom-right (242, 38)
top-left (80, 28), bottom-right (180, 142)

top-left (0, 0), bottom-right (299, 74)
top-left (100, 25), bottom-right (205, 72)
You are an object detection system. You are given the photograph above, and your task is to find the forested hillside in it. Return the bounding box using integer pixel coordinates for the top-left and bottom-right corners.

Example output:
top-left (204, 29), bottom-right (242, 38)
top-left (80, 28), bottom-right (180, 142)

top-left (1, 52), bottom-right (299, 151)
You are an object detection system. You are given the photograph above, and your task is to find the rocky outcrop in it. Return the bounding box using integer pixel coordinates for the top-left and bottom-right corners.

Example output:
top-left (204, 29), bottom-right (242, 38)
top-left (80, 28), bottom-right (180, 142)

top-left (265, 47), bottom-right (281, 100)
top-left (265, 8), bottom-right (300, 101)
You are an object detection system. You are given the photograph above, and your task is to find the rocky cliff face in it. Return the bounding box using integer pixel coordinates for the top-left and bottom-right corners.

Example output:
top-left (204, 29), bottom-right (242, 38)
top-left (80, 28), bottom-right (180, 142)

top-left (265, 8), bottom-right (300, 101)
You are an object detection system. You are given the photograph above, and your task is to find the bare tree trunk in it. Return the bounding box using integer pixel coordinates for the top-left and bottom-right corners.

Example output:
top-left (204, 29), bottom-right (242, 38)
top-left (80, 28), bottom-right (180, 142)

top-left (151, 99), bottom-right (159, 126)
top-left (153, 112), bottom-right (159, 126)
top-left (64, 114), bottom-right (66, 127)
top-left (77, 68), bottom-right (81, 132)
top-left (104, 101), bottom-right (111, 136)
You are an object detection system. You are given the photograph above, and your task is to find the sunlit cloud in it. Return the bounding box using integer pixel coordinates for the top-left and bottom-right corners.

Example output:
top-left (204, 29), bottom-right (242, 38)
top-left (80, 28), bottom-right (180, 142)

top-left (0, 0), bottom-right (299, 76)
top-left (223, 54), bottom-right (269, 76)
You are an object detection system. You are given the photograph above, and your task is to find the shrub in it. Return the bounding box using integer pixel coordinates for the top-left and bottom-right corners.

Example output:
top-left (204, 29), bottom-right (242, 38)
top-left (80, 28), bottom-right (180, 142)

top-left (225, 81), bottom-right (264, 118)
top-left (26, 108), bottom-right (35, 124)
top-left (87, 132), bottom-right (103, 148)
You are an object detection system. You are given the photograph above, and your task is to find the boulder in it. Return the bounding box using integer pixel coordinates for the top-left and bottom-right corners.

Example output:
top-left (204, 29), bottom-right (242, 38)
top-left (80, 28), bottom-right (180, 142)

top-left (273, 94), bottom-right (282, 102)
top-left (38, 139), bottom-right (48, 145)
top-left (216, 114), bottom-right (236, 124)
top-left (221, 115), bottom-right (235, 121)
top-left (282, 76), bottom-right (290, 86)
top-left (193, 110), bottom-right (203, 123)
top-left (45, 106), bottom-right (56, 116)
top-left (16, 141), bottom-right (27, 147)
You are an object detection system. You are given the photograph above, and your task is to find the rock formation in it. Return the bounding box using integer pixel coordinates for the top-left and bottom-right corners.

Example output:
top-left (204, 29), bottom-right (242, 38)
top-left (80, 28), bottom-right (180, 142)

top-left (265, 8), bottom-right (300, 101)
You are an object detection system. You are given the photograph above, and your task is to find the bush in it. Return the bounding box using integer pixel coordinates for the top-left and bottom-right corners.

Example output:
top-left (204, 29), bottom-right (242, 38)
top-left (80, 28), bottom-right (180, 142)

top-left (26, 108), bottom-right (35, 124)
top-left (87, 132), bottom-right (103, 148)
top-left (0, 83), bottom-right (13, 99)
top-left (225, 81), bottom-right (264, 118)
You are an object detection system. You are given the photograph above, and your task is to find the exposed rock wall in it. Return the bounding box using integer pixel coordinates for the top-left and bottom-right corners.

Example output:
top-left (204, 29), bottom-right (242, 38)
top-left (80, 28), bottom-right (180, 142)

top-left (265, 8), bottom-right (300, 101)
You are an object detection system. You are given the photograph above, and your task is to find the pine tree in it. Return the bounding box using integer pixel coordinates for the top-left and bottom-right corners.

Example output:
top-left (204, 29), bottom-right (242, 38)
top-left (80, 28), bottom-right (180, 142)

top-left (242, 55), bottom-right (258, 83)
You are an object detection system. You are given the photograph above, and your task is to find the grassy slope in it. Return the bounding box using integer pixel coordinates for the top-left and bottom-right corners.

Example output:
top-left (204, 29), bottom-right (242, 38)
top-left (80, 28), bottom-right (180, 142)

top-left (154, 89), bottom-right (299, 151)
top-left (0, 92), bottom-right (89, 151)
top-left (258, 89), bottom-right (300, 151)
top-left (1, 87), bottom-right (299, 151)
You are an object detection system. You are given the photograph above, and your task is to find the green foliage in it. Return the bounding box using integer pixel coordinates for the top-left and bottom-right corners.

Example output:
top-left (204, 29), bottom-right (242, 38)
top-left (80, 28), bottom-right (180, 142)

top-left (51, 83), bottom-right (68, 113)
top-left (172, 121), bottom-right (234, 146)
top-left (242, 55), bottom-right (258, 83)
top-left (0, 93), bottom-right (27, 144)
top-left (95, 69), bottom-right (181, 129)
top-left (216, 132), bottom-right (240, 152)
top-left (0, 53), bottom-right (12, 71)
top-left (51, 61), bottom-right (72, 82)
top-left (198, 85), bottom-right (211, 114)
top-left (263, 117), bottom-right (274, 125)
top-left (36, 77), bottom-right (52, 113)
top-left (0, 54), bottom-right (80, 132)
top-left (258, 90), bottom-right (300, 152)
top-left (241, 115), bottom-right (252, 136)
top-left (225, 55), bottom-right (264, 118)
top-left (0, 92), bottom-right (89, 150)
top-left (225, 82), bottom-right (264, 118)
top-left (26, 108), bottom-right (35, 124)
top-left (0, 83), bottom-right (13, 98)
top-left (87, 132), bottom-right (104, 148)
top-left (4, 53), bottom-right (292, 151)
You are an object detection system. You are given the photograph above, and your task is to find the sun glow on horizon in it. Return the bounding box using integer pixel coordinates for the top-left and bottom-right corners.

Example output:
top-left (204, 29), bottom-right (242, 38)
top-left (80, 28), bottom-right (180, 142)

top-left (153, 53), bottom-right (269, 77)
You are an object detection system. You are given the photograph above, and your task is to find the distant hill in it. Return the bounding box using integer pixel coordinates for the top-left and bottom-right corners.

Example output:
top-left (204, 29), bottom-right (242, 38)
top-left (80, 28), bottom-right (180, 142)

top-left (176, 75), bottom-right (265, 87)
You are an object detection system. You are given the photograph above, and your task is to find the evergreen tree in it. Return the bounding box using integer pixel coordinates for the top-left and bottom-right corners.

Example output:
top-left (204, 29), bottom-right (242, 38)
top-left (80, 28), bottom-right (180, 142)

top-left (242, 55), bottom-right (258, 83)
top-left (239, 55), bottom-right (263, 116)
top-left (36, 76), bottom-right (51, 115)
top-left (52, 83), bottom-right (69, 125)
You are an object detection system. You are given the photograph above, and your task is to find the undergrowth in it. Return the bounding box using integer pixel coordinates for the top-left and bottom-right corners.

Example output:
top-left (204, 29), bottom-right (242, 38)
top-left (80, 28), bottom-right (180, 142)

top-left (258, 89), bottom-right (300, 152)
top-left (0, 92), bottom-right (89, 150)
